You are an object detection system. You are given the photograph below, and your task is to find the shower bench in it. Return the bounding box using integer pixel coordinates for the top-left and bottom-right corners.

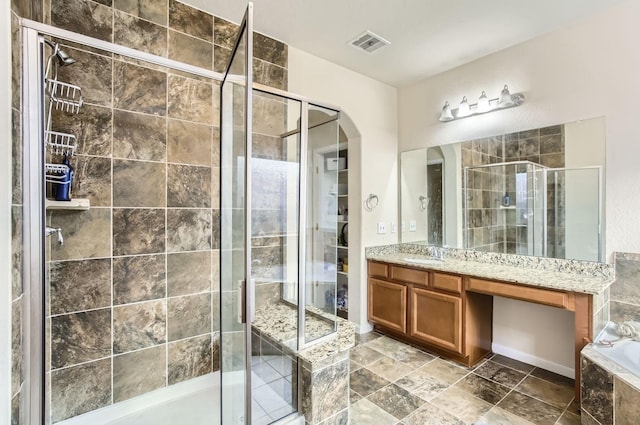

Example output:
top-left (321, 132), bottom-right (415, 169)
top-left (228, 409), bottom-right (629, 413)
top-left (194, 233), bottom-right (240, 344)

top-left (251, 302), bottom-right (355, 424)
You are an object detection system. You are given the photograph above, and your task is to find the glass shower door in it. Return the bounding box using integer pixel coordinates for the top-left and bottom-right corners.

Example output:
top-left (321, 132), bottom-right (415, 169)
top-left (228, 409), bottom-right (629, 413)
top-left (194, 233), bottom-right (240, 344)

top-left (220, 3), bottom-right (253, 424)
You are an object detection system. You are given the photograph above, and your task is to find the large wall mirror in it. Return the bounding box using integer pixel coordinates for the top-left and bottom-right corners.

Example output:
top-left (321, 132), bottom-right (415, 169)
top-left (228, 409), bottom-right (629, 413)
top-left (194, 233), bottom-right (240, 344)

top-left (400, 116), bottom-right (606, 262)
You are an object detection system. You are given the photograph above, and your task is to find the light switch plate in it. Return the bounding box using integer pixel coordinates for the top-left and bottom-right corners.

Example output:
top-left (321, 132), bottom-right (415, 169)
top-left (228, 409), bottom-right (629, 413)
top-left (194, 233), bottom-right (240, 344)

top-left (391, 222), bottom-right (397, 233)
top-left (378, 221), bottom-right (387, 234)
top-left (409, 220), bottom-right (417, 232)
top-left (402, 221), bottom-right (406, 232)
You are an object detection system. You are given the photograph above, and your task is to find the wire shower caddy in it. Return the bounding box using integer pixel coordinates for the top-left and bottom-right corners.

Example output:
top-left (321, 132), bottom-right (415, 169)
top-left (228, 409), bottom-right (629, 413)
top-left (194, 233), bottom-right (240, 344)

top-left (43, 40), bottom-right (83, 183)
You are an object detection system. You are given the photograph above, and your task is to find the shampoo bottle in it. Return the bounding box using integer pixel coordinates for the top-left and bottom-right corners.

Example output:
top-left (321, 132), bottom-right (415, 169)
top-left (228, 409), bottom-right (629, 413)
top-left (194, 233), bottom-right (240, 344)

top-left (54, 156), bottom-right (74, 201)
top-left (502, 192), bottom-right (510, 207)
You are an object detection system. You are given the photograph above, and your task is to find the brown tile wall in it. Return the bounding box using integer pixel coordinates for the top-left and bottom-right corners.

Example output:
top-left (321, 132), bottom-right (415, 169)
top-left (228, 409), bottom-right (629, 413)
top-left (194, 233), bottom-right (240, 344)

top-left (610, 252), bottom-right (640, 323)
top-left (581, 353), bottom-right (640, 425)
top-left (462, 125), bottom-right (565, 256)
top-left (2, 0), bottom-right (291, 422)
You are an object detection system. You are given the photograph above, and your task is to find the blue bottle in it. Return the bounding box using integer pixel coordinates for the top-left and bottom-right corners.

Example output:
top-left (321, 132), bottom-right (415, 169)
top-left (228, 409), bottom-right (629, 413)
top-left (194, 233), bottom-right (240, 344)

top-left (502, 192), bottom-right (510, 207)
top-left (54, 156), bottom-right (74, 201)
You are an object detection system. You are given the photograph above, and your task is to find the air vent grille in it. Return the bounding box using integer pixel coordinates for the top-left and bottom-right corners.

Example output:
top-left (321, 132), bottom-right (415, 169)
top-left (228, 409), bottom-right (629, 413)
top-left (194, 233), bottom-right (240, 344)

top-left (349, 31), bottom-right (390, 54)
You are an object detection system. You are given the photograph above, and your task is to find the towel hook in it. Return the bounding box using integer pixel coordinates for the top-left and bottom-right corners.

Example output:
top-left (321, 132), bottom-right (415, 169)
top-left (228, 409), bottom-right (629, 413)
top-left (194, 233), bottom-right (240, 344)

top-left (363, 193), bottom-right (379, 212)
top-left (418, 195), bottom-right (428, 211)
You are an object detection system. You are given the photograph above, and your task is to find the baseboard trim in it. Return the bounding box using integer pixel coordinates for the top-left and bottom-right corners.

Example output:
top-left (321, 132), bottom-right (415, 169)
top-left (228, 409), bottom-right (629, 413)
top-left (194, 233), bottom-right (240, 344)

top-left (492, 342), bottom-right (574, 378)
top-left (356, 322), bottom-right (373, 334)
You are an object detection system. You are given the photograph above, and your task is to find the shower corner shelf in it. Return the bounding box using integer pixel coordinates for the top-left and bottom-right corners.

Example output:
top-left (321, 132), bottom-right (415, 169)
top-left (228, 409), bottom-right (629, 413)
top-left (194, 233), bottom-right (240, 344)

top-left (499, 205), bottom-right (516, 210)
top-left (45, 198), bottom-right (90, 211)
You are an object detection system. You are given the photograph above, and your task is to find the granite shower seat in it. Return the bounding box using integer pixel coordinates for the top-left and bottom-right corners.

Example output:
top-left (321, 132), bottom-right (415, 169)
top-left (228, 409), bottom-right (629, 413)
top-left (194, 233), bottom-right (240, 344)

top-left (252, 302), bottom-right (355, 424)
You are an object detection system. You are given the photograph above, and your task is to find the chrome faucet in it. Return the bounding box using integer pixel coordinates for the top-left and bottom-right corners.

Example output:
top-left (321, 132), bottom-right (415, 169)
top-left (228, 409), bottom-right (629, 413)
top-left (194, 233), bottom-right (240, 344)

top-left (46, 226), bottom-right (64, 245)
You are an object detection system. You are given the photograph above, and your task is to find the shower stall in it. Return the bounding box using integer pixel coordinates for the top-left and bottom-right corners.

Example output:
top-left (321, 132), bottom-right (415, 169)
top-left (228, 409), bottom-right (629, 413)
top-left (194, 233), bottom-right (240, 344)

top-left (463, 161), bottom-right (602, 261)
top-left (21, 4), bottom-right (340, 424)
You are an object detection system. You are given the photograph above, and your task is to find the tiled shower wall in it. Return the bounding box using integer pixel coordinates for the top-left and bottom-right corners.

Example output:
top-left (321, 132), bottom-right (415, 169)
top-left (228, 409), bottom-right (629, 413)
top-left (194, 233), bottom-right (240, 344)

top-left (610, 252), bottom-right (640, 323)
top-left (462, 125), bottom-right (565, 255)
top-left (9, 0), bottom-right (288, 423)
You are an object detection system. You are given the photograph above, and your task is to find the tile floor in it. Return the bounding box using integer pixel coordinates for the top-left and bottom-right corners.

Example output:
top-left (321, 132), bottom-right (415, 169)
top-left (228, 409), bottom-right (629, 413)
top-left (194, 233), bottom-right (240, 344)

top-left (349, 332), bottom-right (580, 425)
top-left (251, 353), bottom-right (296, 424)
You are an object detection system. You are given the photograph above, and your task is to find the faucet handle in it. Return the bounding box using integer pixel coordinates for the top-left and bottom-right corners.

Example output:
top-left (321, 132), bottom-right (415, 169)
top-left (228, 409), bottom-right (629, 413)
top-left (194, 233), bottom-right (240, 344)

top-left (46, 226), bottom-right (64, 245)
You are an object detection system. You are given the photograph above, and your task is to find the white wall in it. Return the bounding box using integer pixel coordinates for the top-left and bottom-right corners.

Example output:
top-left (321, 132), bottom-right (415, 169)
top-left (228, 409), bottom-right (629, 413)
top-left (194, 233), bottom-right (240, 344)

top-left (398, 0), bottom-right (640, 374)
top-left (0, 3), bottom-right (13, 424)
top-left (288, 47), bottom-right (398, 332)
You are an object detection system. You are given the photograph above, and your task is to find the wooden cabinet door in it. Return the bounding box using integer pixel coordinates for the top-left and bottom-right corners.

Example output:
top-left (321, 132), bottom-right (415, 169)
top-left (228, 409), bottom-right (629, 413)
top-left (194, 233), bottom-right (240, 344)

top-left (368, 278), bottom-right (407, 334)
top-left (410, 287), bottom-right (462, 354)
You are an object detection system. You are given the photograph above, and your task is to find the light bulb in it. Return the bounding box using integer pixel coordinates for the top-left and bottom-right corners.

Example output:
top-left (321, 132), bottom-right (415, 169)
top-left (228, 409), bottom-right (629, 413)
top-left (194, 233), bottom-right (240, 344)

top-left (477, 91), bottom-right (490, 113)
top-left (498, 84), bottom-right (514, 107)
top-left (457, 96), bottom-right (471, 118)
top-left (439, 101), bottom-right (454, 121)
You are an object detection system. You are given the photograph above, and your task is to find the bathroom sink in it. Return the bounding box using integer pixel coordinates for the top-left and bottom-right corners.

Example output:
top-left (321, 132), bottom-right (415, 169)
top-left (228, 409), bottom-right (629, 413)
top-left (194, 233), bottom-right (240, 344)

top-left (403, 258), bottom-right (445, 266)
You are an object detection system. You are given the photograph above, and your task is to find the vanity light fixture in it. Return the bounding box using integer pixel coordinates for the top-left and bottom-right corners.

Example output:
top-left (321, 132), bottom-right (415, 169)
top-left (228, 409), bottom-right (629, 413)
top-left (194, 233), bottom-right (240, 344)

top-left (439, 84), bottom-right (525, 122)
top-left (457, 96), bottom-right (471, 118)
top-left (477, 91), bottom-right (490, 113)
top-left (440, 101), bottom-right (454, 122)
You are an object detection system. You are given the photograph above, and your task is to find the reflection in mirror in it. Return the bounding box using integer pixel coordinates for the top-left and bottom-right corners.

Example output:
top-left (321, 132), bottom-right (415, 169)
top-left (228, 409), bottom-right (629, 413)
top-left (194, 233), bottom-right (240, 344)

top-left (400, 117), bottom-right (605, 262)
top-left (427, 148), bottom-right (444, 245)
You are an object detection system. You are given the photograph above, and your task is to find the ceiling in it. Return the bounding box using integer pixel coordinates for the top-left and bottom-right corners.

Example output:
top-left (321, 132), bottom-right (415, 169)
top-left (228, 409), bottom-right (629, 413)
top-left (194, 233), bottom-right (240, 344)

top-left (184, 0), bottom-right (625, 87)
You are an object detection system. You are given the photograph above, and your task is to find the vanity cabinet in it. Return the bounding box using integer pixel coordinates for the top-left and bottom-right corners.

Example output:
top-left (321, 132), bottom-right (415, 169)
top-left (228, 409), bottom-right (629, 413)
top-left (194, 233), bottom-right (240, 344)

top-left (367, 260), bottom-right (492, 366)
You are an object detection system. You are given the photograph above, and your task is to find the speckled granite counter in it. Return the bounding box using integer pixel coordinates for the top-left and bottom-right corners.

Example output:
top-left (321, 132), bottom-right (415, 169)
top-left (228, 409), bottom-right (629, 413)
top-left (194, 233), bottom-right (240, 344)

top-left (366, 244), bottom-right (614, 294)
top-left (252, 302), bottom-right (355, 368)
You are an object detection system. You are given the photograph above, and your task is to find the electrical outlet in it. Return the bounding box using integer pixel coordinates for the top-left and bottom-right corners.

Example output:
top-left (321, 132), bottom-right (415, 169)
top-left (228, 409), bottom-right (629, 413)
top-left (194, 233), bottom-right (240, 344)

top-left (409, 220), bottom-right (417, 232)
top-left (391, 222), bottom-right (397, 233)
top-left (377, 221), bottom-right (387, 234)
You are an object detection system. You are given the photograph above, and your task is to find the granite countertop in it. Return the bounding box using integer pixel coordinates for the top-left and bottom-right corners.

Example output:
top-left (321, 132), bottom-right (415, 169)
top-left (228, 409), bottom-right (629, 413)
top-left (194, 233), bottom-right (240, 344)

top-left (366, 251), bottom-right (613, 294)
top-left (252, 302), bottom-right (355, 368)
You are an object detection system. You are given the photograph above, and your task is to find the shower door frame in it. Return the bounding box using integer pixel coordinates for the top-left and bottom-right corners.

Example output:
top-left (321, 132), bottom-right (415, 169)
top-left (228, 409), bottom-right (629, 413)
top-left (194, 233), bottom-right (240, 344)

top-left (21, 17), bottom-right (341, 425)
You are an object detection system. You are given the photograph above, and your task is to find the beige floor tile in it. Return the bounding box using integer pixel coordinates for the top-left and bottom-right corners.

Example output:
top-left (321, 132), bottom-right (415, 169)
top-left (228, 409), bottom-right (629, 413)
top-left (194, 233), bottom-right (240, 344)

top-left (403, 402), bottom-right (465, 425)
top-left (418, 358), bottom-right (469, 386)
top-left (350, 359), bottom-right (363, 373)
top-left (395, 367), bottom-right (449, 401)
top-left (350, 344), bottom-right (384, 366)
top-left (515, 375), bottom-right (574, 409)
top-left (349, 398), bottom-right (397, 425)
top-left (432, 386), bottom-right (493, 423)
top-left (479, 406), bottom-right (535, 425)
top-left (366, 356), bottom-right (413, 382)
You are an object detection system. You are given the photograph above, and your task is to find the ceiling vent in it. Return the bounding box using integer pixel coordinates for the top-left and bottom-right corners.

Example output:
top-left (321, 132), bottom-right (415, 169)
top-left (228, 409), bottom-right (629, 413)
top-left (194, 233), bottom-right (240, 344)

top-left (349, 30), bottom-right (390, 54)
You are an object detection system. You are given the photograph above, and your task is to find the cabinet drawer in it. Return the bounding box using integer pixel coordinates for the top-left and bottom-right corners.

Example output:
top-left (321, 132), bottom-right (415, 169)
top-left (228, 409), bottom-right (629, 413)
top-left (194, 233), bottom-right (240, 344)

top-left (466, 278), bottom-right (573, 310)
top-left (432, 273), bottom-right (462, 294)
top-left (368, 261), bottom-right (389, 278)
top-left (391, 266), bottom-right (428, 286)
